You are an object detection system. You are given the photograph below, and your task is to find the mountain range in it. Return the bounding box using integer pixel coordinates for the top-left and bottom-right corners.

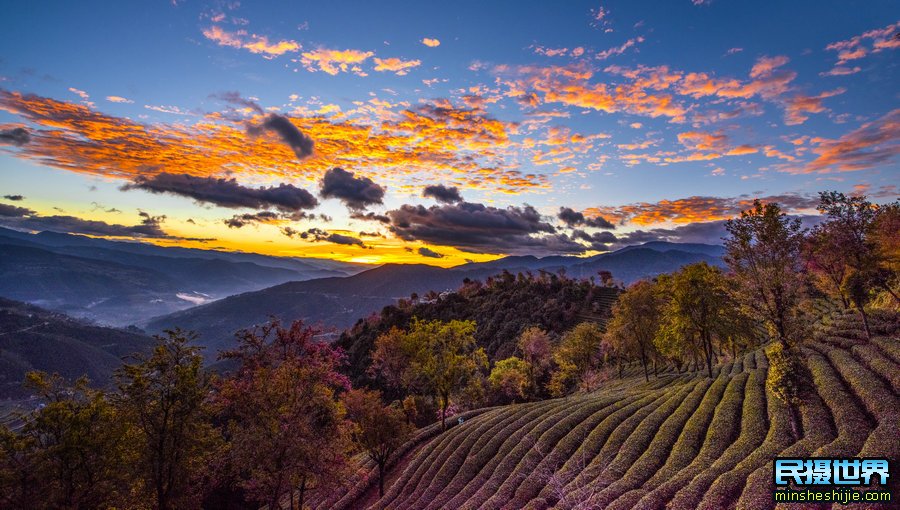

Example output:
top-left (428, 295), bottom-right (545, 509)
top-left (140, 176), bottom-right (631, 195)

top-left (0, 227), bottom-right (369, 326)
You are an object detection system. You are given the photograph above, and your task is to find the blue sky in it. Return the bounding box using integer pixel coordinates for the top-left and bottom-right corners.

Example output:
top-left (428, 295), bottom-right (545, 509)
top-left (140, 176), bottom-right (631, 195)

top-left (0, 0), bottom-right (897, 265)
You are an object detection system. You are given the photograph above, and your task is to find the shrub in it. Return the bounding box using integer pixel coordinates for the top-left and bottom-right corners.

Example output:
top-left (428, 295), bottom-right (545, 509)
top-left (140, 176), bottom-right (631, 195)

top-left (586, 380), bottom-right (711, 508)
top-left (635, 372), bottom-right (747, 509)
top-left (669, 368), bottom-right (767, 509)
top-left (765, 342), bottom-right (803, 405)
top-left (851, 343), bottom-right (900, 393)
top-left (804, 348), bottom-right (871, 458)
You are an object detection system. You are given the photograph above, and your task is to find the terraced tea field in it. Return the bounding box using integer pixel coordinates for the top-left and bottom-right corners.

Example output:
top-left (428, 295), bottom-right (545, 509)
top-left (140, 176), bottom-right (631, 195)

top-left (316, 309), bottom-right (899, 510)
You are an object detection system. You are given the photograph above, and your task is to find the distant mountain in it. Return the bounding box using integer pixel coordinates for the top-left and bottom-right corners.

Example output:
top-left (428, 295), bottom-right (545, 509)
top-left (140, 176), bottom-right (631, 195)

top-left (144, 242), bottom-right (724, 355)
top-left (456, 241), bottom-right (726, 283)
top-left (142, 264), bottom-right (504, 356)
top-left (0, 227), bottom-right (370, 325)
top-left (0, 298), bottom-right (153, 398)
top-left (565, 247), bottom-right (725, 282)
top-left (613, 241), bottom-right (726, 258)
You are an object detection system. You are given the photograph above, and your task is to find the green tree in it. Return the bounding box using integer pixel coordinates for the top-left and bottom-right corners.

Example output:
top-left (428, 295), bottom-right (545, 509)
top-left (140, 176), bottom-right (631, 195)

top-left (0, 373), bottom-right (132, 510)
top-left (488, 357), bottom-right (530, 403)
top-left (0, 424), bottom-right (40, 510)
top-left (405, 319), bottom-right (487, 430)
top-left (549, 322), bottom-right (604, 396)
top-left (115, 329), bottom-right (217, 510)
top-left (344, 389), bottom-right (414, 497)
top-left (604, 280), bottom-right (663, 381)
top-left (655, 263), bottom-right (740, 378)
top-left (725, 199), bottom-right (807, 346)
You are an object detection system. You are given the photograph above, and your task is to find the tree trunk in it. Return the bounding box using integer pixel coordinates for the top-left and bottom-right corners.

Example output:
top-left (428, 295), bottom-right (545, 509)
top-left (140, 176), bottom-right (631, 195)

top-left (640, 348), bottom-right (648, 382)
top-left (298, 477), bottom-right (306, 510)
top-left (440, 396), bottom-right (448, 431)
top-left (704, 331), bottom-right (714, 379)
top-left (858, 307), bottom-right (872, 341)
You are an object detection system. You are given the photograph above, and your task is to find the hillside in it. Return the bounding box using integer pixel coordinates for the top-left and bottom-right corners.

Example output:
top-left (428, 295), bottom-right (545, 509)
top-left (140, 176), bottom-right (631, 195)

top-left (317, 310), bottom-right (900, 510)
top-left (0, 298), bottom-right (153, 398)
top-left (337, 272), bottom-right (620, 386)
top-left (0, 227), bottom-right (367, 325)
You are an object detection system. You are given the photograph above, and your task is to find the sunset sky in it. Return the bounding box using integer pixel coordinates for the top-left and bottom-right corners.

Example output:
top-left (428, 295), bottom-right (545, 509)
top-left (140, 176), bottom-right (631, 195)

top-left (0, 0), bottom-right (897, 266)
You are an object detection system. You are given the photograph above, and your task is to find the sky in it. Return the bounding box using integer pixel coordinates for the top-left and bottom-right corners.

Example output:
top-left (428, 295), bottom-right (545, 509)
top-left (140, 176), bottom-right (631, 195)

top-left (0, 0), bottom-right (898, 267)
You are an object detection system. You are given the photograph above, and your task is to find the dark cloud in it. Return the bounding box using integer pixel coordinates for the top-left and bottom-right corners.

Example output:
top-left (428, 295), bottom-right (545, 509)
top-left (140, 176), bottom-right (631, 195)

top-left (327, 233), bottom-right (366, 247)
top-left (248, 114), bottom-right (314, 160)
top-left (422, 184), bottom-right (463, 204)
top-left (418, 247), bottom-right (444, 258)
top-left (359, 231), bottom-right (383, 238)
top-left (224, 208), bottom-right (330, 228)
top-left (210, 91), bottom-right (264, 115)
top-left (296, 227), bottom-right (367, 247)
top-left (572, 229), bottom-right (618, 251)
top-left (3, 194), bottom-right (25, 201)
top-left (558, 207), bottom-right (616, 229)
top-left (609, 215), bottom-right (824, 248)
top-left (0, 208), bottom-right (178, 239)
top-left (350, 211), bottom-right (390, 223)
top-left (0, 203), bottom-right (35, 217)
top-left (224, 210), bottom-right (326, 228)
top-left (122, 172), bottom-right (318, 211)
top-left (320, 167), bottom-right (385, 211)
top-left (0, 127), bottom-right (30, 146)
top-left (224, 211), bottom-right (282, 228)
top-left (386, 201), bottom-right (585, 255)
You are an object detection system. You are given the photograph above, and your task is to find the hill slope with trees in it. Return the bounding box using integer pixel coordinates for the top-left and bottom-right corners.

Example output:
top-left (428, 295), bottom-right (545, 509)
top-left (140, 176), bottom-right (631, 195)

top-left (0, 298), bottom-right (152, 397)
top-left (336, 271), bottom-right (620, 387)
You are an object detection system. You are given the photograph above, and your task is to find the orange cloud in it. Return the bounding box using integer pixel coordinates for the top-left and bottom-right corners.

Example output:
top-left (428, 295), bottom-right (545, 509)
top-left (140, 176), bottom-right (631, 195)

top-left (373, 57), bottom-right (421, 76)
top-left (799, 109), bottom-right (900, 173)
top-left (202, 25), bottom-right (300, 58)
top-left (750, 55), bottom-right (789, 78)
top-left (826, 21), bottom-right (900, 65)
top-left (299, 48), bottom-right (374, 75)
top-left (499, 63), bottom-right (689, 122)
top-left (782, 87), bottom-right (845, 125)
top-left (106, 95), bottom-right (134, 104)
top-left (0, 90), bottom-right (545, 194)
top-left (421, 37), bottom-right (440, 47)
top-left (583, 193), bottom-right (819, 226)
